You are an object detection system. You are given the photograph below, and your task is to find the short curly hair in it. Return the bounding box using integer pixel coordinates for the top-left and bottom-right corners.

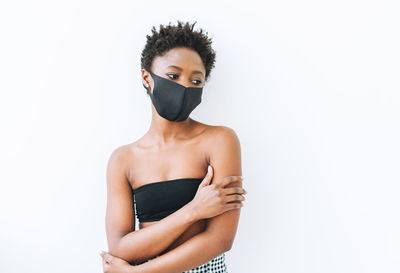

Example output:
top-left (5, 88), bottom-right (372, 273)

top-left (140, 20), bottom-right (217, 82)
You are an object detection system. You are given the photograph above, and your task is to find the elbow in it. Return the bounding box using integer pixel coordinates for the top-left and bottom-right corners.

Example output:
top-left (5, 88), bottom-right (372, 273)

top-left (208, 232), bottom-right (234, 252)
top-left (222, 239), bottom-right (233, 252)
top-left (108, 236), bottom-right (129, 260)
top-left (215, 235), bottom-right (233, 252)
top-left (108, 237), bottom-right (143, 264)
top-left (108, 239), bottom-right (122, 257)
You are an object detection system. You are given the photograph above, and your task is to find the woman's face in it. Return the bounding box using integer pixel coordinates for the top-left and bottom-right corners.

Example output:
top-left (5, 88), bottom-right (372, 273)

top-left (143, 46), bottom-right (206, 93)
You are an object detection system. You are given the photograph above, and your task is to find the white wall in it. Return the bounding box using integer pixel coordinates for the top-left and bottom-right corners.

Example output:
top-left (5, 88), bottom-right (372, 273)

top-left (0, 0), bottom-right (399, 272)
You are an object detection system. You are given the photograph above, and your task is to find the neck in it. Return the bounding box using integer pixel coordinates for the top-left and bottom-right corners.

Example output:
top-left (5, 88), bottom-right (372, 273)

top-left (147, 107), bottom-right (194, 145)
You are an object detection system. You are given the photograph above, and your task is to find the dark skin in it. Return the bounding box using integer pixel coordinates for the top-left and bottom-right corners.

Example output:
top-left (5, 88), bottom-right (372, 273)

top-left (100, 46), bottom-right (247, 273)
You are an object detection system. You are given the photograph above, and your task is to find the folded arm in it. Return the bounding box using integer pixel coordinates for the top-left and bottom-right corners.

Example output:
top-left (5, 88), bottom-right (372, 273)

top-left (128, 126), bottom-right (243, 273)
top-left (105, 146), bottom-right (200, 264)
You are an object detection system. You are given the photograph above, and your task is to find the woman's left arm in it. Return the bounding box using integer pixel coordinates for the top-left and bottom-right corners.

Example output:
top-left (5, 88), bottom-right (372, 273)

top-left (129, 126), bottom-right (244, 273)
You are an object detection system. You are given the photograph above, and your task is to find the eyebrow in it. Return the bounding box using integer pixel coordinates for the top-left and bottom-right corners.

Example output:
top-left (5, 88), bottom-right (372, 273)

top-left (167, 65), bottom-right (204, 76)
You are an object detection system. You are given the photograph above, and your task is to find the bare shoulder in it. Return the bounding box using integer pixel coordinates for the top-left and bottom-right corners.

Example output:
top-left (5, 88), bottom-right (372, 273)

top-left (192, 121), bottom-right (241, 166)
top-left (106, 143), bottom-right (134, 182)
top-left (107, 144), bottom-right (131, 165)
top-left (202, 124), bottom-right (241, 149)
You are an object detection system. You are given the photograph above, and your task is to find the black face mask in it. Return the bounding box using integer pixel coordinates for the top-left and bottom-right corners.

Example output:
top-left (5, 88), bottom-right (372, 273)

top-left (143, 71), bottom-right (203, 122)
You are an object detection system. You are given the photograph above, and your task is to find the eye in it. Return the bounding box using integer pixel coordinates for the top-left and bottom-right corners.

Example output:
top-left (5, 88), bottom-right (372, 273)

top-left (192, 79), bottom-right (202, 85)
top-left (166, 73), bottom-right (202, 85)
top-left (166, 73), bottom-right (179, 80)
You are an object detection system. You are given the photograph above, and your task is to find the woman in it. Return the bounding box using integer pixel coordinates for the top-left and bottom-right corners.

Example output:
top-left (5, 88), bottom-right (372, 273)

top-left (100, 20), bottom-right (247, 273)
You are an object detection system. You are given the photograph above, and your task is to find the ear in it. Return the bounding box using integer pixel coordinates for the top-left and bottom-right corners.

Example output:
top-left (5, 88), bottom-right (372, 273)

top-left (142, 69), bottom-right (152, 93)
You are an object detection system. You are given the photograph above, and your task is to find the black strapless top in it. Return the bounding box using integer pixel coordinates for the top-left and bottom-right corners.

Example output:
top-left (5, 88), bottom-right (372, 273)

top-left (132, 177), bottom-right (203, 222)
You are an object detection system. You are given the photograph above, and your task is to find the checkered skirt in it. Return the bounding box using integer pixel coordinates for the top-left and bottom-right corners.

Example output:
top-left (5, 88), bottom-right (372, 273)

top-left (183, 252), bottom-right (227, 273)
top-left (135, 252), bottom-right (228, 273)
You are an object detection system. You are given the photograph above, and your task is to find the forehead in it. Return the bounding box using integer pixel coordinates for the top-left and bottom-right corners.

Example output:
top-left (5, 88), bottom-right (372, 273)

top-left (152, 47), bottom-right (205, 73)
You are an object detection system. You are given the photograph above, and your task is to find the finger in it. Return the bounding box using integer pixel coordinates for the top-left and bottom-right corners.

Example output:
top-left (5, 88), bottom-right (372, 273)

top-left (221, 187), bottom-right (247, 195)
top-left (224, 202), bottom-right (244, 211)
top-left (217, 176), bottom-right (244, 188)
top-left (99, 250), bottom-right (107, 260)
top-left (223, 194), bottom-right (245, 203)
top-left (102, 256), bottom-right (109, 272)
top-left (100, 251), bottom-right (113, 264)
top-left (101, 256), bottom-right (109, 266)
top-left (199, 165), bottom-right (213, 187)
top-left (103, 261), bottom-right (110, 273)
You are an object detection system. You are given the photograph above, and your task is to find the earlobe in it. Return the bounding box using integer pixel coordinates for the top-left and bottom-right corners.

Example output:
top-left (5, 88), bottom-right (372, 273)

top-left (142, 69), bottom-right (153, 90)
top-left (142, 83), bottom-right (151, 94)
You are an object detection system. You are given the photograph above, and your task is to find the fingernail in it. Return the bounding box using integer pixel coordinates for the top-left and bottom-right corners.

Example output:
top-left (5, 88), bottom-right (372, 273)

top-left (208, 165), bottom-right (211, 172)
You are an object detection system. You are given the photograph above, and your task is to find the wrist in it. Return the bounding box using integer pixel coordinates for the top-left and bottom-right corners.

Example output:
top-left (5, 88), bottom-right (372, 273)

top-left (183, 202), bottom-right (199, 223)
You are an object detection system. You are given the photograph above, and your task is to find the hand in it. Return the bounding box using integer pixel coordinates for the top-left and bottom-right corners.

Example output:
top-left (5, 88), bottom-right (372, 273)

top-left (99, 250), bottom-right (135, 273)
top-left (188, 165), bottom-right (247, 220)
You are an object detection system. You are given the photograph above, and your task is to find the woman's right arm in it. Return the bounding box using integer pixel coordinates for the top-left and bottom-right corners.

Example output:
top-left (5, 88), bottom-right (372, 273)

top-left (105, 146), bottom-right (201, 265)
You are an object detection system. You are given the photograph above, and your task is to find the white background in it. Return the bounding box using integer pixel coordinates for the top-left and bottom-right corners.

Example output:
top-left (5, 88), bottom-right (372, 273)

top-left (0, 0), bottom-right (399, 272)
